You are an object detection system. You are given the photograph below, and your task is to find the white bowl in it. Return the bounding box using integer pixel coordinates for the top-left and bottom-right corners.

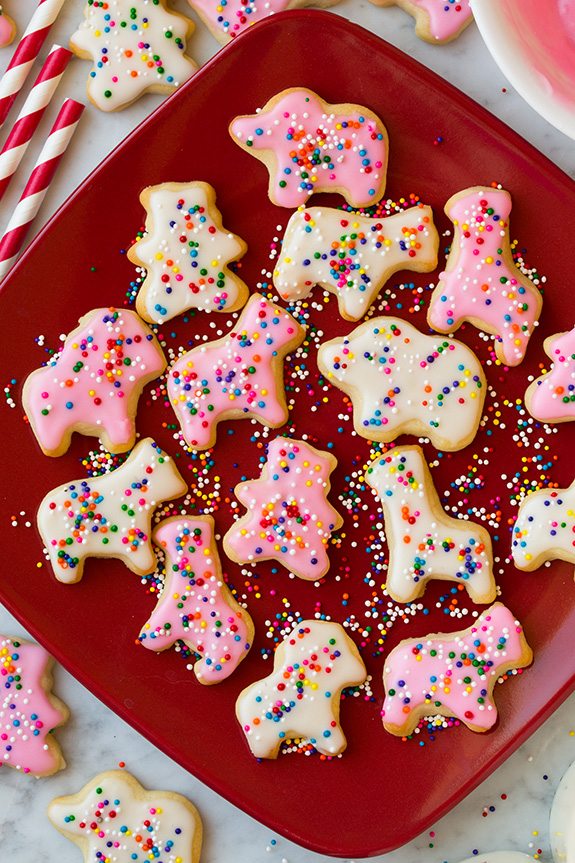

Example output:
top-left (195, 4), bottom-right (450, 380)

top-left (472, 0), bottom-right (575, 140)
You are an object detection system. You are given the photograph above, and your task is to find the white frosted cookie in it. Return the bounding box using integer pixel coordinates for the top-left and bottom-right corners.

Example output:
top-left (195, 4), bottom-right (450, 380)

top-left (511, 479), bottom-right (575, 574)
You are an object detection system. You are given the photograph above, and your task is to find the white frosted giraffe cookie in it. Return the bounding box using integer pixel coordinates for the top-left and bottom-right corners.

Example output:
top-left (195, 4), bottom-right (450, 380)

top-left (550, 758), bottom-right (575, 863)
top-left (48, 770), bottom-right (202, 863)
top-left (381, 602), bottom-right (533, 736)
top-left (138, 515), bottom-right (254, 684)
top-left (525, 327), bottom-right (575, 423)
top-left (511, 479), bottom-right (575, 574)
top-left (236, 619), bottom-right (367, 758)
top-left (318, 316), bottom-right (486, 451)
top-left (70, 0), bottom-right (198, 112)
top-left (427, 186), bottom-right (543, 367)
top-left (223, 436), bottom-right (343, 581)
top-left (369, 0), bottom-right (473, 44)
top-left (128, 181), bottom-right (249, 324)
top-left (274, 204), bottom-right (439, 320)
top-left (23, 307), bottom-right (166, 457)
top-left (37, 438), bottom-right (187, 583)
top-left (365, 445), bottom-right (496, 603)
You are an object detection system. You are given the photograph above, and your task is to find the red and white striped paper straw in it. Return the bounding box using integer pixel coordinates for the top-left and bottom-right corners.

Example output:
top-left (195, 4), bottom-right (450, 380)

top-left (0, 0), bottom-right (67, 130)
top-left (0, 98), bottom-right (85, 284)
top-left (0, 44), bottom-right (72, 203)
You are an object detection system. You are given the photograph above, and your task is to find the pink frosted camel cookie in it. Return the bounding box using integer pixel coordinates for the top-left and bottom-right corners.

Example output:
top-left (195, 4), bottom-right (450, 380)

top-left (511, 479), bottom-right (575, 575)
top-left (0, 635), bottom-right (69, 776)
top-left (168, 293), bottom-right (304, 449)
top-left (381, 603), bottom-right (532, 736)
top-left (23, 307), bottom-right (166, 457)
top-left (427, 187), bottom-right (542, 366)
top-left (224, 436), bottom-right (343, 580)
top-left (236, 620), bottom-right (367, 758)
top-left (138, 515), bottom-right (254, 684)
top-left (525, 327), bottom-right (575, 423)
top-left (369, 0), bottom-right (473, 44)
top-left (229, 88), bottom-right (388, 209)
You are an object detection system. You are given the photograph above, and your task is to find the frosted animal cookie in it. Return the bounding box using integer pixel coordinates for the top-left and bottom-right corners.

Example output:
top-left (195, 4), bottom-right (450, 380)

top-left (274, 204), bottom-right (439, 320)
top-left (168, 293), bottom-right (304, 449)
top-left (38, 437), bottom-right (187, 583)
top-left (0, 635), bottom-right (69, 776)
top-left (368, 0), bottom-right (473, 44)
top-left (187, 0), bottom-right (340, 44)
top-left (365, 446), bottom-right (495, 603)
top-left (525, 327), bottom-right (575, 423)
top-left (428, 187), bottom-right (543, 366)
top-left (318, 317), bottom-right (486, 451)
top-left (23, 307), bottom-right (166, 457)
top-left (70, 0), bottom-right (197, 112)
top-left (224, 436), bottom-right (342, 581)
top-left (48, 770), bottom-right (202, 863)
top-left (236, 619), bottom-right (366, 758)
top-left (138, 515), bottom-right (254, 684)
top-left (0, 5), bottom-right (16, 47)
top-left (511, 479), bottom-right (575, 575)
top-left (128, 181), bottom-right (249, 325)
top-left (550, 758), bottom-right (575, 863)
top-left (229, 88), bottom-right (388, 209)
top-left (381, 602), bottom-right (533, 736)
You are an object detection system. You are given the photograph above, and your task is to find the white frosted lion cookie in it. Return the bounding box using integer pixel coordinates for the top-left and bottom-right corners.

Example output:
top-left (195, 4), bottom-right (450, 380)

top-left (511, 479), bottom-right (575, 575)
top-left (318, 316), bottom-right (486, 451)
top-left (236, 619), bottom-right (366, 758)
top-left (525, 327), bottom-right (575, 423)
top-left (365, 445), bottom-right (496, 603)
top-left (274, 204), bottom-right (439, 320)
top-left (128, 181), bottom-right (249, 324)
top-left (550, 758), bottom-right (575, 863)
top-left (48, 770), bottom-right (202, 863)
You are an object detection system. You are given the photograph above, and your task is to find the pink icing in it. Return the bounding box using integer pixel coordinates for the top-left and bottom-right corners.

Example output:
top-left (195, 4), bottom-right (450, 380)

top-left (381, 604), bottom-right (530, 732)
top-left (168, 294), bottom-right (303, 448)
top-left (139, 517), bottom-right (253, 683)
top-left (411, 0), bottom-right (472, 41)
top-left (224, 437), bottom-right (342, 580)
top-left (190, 0), bottom-right (292, 41)
top-left (24, 307), bottom-right (165, 454)
top-left (0, 12), bottom-right (14, 48)
top-left (527, 327), bottom-right (575, 421)
top-left (0, 636), bottom-right (67, 775)
top-left (230, 89), bottom-right (388, 208)
top-left (428, 188), bottom-right (542, 366)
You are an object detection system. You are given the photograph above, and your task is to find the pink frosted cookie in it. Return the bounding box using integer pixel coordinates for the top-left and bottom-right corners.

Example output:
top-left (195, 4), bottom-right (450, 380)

top-left (224, 436), bottom-right (343, 581)
top-left (48, 770), bottom-right (202, 863)
top-left (128, 181), bottom-right (249, 325)
top-left (381, 603), bottom-right (532, 736)
top-left (168, 293), bottom-right (305, 449)
top-left (0, 6), bottom-right (16, 47)
top-left (427, 187), bottom-right (543, 367)
top-left (37, 438), bottom-right (187, 583)
top-left (23, 307), bottom-right (166, 457)
top-left (511, 480), bottom-right (575, 575)
top-left (274, 204), bottom-right (439, 320)
top-left (369, 0), bottom-right (473, 44)
top-left (525, 327), bottom-right (575, 423)
top-left (318, 316), bottom-right (486, 451)
top-left (138, 515), bottom-right (254, 684)
top-left (0, 634), bottom-right (69, 776)
top-left (187, 0), bottom-right (340, 44)
top-left (366, 446), bottom-right (496, 603)
top-left (229, 88), bottom-right (388, 209)
top-left (236, 619), bottom-right (366, 758)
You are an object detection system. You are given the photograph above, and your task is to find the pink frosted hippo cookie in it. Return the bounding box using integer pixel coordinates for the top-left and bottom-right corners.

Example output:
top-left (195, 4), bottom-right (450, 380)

top-left (138, 515), bottom-right (254, 684)
top-left (381, 603), bottom-right (533, 736)
top-left (168, 293), bottom-right (305, 449)
top-left (511, 480), bottom-right (575, 575)
top-left (236, 620), bottom-right (366, 758)
top-left (229, 88), bottom-right (389, 209)
top-left (427, 187), bottom-right (543, 367)
top-left (23, 307), bottom-right (166, 457)
top-left (369, 0), bottom-right (473, 44)
top-left (525, 327), bottom-right (575, 423)
top-left (186, 0), bottom-right (340, 44)
top-left (0, 634), bottom-right (69, 776)
top-left (224, 436), bottom-right (343, 581)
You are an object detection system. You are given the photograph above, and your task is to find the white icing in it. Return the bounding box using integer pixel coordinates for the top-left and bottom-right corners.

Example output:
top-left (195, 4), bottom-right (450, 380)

top-left (550, 758), bottom-right (575, 863)
top-left (511, 481), bottom-right (575, 572)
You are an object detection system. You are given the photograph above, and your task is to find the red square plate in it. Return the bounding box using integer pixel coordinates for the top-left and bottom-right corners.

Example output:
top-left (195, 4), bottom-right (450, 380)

top-left (1, 11), bottom-right (574, 857)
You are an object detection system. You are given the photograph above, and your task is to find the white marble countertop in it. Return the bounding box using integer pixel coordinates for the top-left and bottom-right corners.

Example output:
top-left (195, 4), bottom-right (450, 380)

top-left (1, 1), bottom-right (574, 861)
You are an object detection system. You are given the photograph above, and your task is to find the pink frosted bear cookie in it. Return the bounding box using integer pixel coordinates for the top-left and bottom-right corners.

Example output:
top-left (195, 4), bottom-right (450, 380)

top-left (229, 88), bottom-right (388, 208)
top-left (224, 436), bottom-right (343, 581)
top-left (139, 515), bottom-right (254, 684)
top-left (525, 327), bottom-right (575, 423)
top-left (23, 307), bottom-right (166, 457)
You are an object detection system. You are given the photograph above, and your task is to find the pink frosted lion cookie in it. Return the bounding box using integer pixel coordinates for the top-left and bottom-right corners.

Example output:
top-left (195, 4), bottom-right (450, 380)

top-left (224, 436), bottom-right (343, 581)
top-left (23, 307), bottom-right (166, 457)
top-left (138, 515), bottom-right (254, 684)
top-left (525, 327), bottom-right (575, 423)
top-left (0, 634), bottom-right (69, 776)
top-left (369, 0), bottom-right (473, 44)
top-left (229, 88), bottom-right (389, 209)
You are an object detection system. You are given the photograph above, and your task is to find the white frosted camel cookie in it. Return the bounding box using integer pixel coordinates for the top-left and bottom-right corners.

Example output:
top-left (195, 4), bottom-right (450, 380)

top-left (511, 479), bottom-right (575, 575)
